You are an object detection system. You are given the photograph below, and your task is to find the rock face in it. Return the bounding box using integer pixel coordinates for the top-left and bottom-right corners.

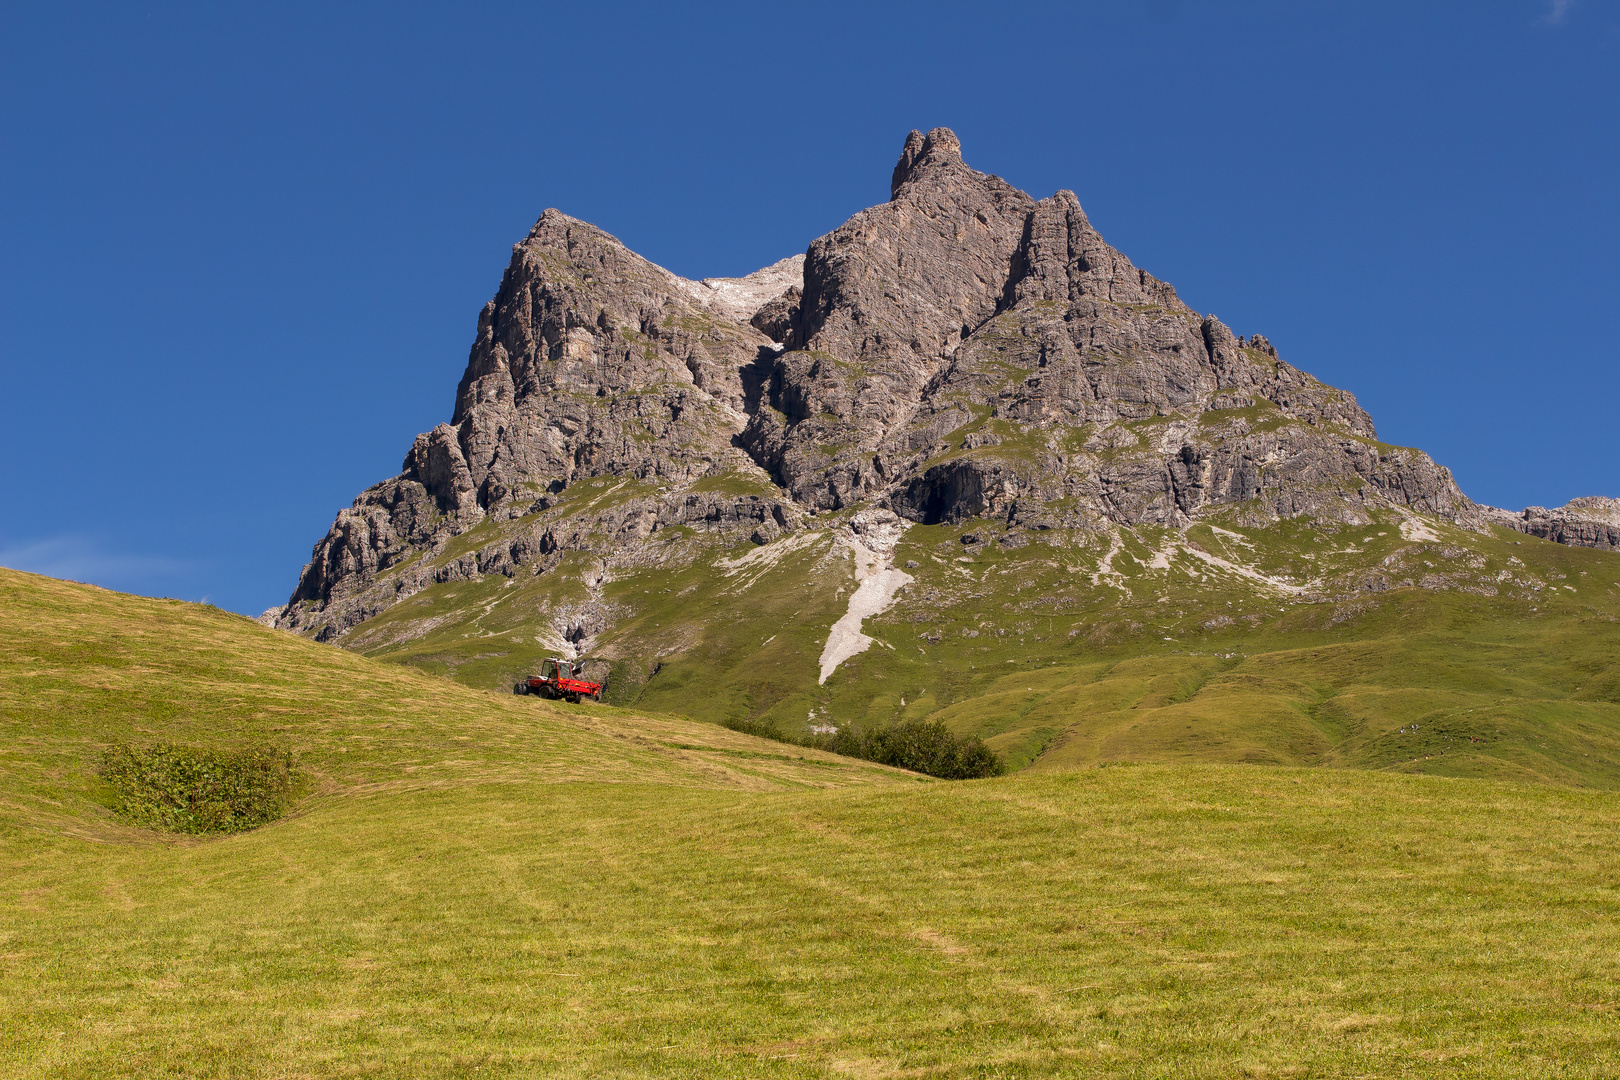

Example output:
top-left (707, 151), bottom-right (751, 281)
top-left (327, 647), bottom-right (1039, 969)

top-left (265, 127), bottom-right (1602, 642)
top-left (272, 210), bottom-right (799, 637)
top-left (1481, 498), bottom-right (1620, 551)
top-left (738, 129), bottom-right (1472, 530)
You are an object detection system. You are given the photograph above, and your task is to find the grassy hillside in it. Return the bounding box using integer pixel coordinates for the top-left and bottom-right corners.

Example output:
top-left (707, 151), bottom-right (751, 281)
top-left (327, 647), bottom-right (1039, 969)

top-left (4, 569), bottom-right (1620, 1077)
top-left (0, 567), bottom-right (903, 841)
top-left (338, 491), bottom-right (1620, 789)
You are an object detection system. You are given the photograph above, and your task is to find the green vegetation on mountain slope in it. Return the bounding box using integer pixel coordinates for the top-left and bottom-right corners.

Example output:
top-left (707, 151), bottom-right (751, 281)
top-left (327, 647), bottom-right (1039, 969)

top-left (340, 492), bottom-right (1620, 789)
top-left (3, 569), bottom-right (1619, 1077)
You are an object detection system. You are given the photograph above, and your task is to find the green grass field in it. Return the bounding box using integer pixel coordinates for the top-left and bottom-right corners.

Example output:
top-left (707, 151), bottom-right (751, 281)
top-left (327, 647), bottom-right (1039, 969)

top-left (4, 568), bottom-right (1619, 1077)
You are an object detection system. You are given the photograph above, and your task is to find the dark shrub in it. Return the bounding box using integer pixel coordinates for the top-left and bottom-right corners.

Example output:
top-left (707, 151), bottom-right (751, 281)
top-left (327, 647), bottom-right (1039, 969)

top-left (823, 726), bottom-right (870, 761)
top-left (789, 718), bottom-right (1003, 779)
top-left (101, 742), bottom-right (302, 834)
top-left (861, 720), bottom-right (1005, 779)
top-left (722, 715), bottom-right (785, 740)
top-left (715, 711), bottom-right (1004, 780)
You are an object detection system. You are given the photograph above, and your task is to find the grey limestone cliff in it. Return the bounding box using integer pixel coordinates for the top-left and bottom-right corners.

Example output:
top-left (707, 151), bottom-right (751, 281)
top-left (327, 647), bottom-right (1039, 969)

top-left (265, 128), bottom-right (1603, 642)
top-left (739, 128), bottom-right (1473, 530)
top-left (1481, 497), bottom-right (1620, 551)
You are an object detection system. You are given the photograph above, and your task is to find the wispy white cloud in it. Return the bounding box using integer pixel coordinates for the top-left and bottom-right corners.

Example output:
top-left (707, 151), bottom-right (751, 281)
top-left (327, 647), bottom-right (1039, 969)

top-left (0, 535), bottom-right (195, 590)
top-left (1544, 0), bottom-right (1577, 24)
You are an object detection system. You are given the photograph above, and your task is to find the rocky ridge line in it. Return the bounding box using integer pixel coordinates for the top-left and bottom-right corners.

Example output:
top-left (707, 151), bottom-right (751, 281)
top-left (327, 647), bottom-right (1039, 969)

top-left (1480, 497), bottom-right (1620, 552)
top-left (263, 128), bottom-right (1612, 642)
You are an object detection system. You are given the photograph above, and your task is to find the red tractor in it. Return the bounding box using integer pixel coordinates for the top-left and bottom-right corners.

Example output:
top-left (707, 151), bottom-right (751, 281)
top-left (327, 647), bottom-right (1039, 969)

top-left (515, 658), bottom-right (603, 703)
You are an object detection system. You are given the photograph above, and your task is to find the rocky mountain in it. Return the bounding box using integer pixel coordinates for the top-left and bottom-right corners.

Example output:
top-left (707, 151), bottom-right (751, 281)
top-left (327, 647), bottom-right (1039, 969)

top-left (262, 128), bottom-right (1618, 772)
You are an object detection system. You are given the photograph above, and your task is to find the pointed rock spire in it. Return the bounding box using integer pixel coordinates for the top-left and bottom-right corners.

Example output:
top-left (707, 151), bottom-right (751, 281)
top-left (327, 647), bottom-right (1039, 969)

top-left (890, 127), bottom-right (965, 199)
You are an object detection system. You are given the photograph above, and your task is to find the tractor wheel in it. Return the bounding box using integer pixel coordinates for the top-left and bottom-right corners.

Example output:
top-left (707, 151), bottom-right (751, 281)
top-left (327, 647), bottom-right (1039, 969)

top-left (514, 682), bottom-right (528, 695)
top-left (590, 690), bottom-right (602, 702)
top-left (566, 693), bottom-right (580, 704)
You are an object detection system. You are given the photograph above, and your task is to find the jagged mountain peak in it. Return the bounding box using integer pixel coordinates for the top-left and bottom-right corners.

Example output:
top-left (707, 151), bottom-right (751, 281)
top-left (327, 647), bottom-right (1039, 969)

top-left (249, 127), bottom-right (1620, 791)
top-left (266, 127), bottom-right (1612, 655)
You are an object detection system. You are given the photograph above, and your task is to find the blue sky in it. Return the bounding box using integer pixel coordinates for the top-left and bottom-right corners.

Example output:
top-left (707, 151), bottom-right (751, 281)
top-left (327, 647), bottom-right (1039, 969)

top-left (2, 1), bottom-right (1616, 615)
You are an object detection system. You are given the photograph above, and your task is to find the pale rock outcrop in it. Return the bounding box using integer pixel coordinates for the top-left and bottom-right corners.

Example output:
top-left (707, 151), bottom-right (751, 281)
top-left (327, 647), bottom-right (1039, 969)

top-left (1481, 497), bottom-right (1620, 551)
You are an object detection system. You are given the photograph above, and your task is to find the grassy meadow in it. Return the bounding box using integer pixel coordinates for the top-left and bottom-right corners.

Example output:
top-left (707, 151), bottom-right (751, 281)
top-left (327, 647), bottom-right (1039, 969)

top-left (4, 567), bottom-right (1620, 1076)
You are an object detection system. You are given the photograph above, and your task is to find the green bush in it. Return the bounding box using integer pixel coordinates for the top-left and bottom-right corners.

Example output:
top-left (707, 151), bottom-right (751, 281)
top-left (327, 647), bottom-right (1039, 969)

top-left (721, 715), bottom-right (785, 741)
top-left (840, 719), bottom-right (1005, 780)
top-left (723, 716), bottom-right (1004, 780)
top-left (100, 742), bottom-right (303, 834)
